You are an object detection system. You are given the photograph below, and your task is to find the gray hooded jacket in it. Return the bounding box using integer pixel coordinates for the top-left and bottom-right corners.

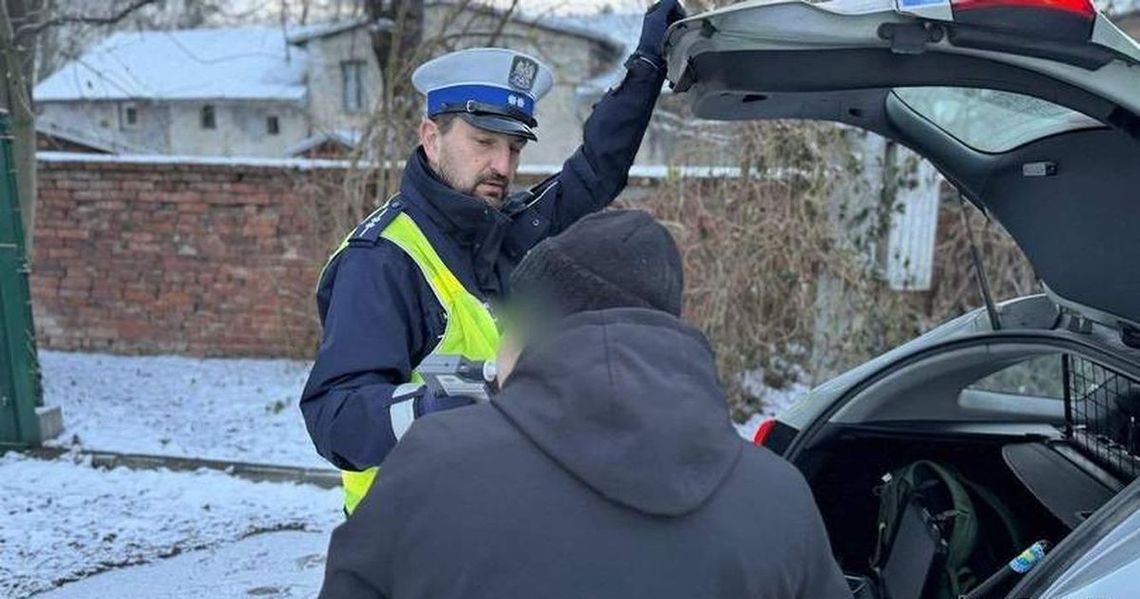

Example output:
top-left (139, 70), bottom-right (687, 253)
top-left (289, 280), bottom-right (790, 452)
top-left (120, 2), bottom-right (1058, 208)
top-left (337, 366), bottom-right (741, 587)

top-left (320, 308), bottom-right (851, 599)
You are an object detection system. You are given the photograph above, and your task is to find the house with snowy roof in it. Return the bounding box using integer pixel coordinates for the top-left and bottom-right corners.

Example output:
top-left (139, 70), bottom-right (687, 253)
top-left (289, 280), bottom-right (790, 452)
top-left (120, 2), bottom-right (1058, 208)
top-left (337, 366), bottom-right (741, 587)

top-left (32, 3), bottom-right (675, 167)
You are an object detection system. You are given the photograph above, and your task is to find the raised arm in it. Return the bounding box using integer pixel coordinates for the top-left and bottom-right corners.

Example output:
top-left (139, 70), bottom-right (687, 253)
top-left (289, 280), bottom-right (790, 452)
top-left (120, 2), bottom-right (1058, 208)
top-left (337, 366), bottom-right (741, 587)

top-left (528, 0), bottom-right (686, 231)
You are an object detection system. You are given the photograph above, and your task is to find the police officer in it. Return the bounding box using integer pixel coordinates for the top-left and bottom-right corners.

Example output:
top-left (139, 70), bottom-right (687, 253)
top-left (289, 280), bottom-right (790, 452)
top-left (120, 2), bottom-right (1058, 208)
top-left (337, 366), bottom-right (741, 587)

top-left (301, 0), bottom-right (687, 514)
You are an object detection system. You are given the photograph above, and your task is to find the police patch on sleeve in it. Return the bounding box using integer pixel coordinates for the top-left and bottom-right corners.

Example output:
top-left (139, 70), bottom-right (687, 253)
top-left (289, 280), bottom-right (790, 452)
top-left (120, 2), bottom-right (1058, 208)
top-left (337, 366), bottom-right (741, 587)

top-left (509, 56), bottom-right (538, 92)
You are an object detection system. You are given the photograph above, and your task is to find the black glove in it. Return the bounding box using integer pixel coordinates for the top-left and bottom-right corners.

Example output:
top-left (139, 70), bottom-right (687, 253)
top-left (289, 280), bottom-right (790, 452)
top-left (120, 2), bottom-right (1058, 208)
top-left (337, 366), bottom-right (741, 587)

top-left (413, 387), bottom-right (474, 418)
top-left (635, 0), bottom-right (688, 64)
top-left (387, 384), bottom-right (474, 443)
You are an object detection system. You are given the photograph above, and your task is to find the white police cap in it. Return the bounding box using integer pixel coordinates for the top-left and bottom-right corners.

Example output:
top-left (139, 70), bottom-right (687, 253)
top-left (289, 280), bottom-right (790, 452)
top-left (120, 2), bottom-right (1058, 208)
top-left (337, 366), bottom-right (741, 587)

top-left (412, 48), bottom-right (554, 141)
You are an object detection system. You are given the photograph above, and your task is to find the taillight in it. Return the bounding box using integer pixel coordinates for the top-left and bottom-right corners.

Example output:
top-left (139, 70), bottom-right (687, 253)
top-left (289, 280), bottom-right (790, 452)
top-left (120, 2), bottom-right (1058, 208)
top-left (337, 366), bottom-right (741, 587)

top-left (753, 418), bottom-right (778, 447)
top-left (952, 0), bottom-right (1094, 18)
top-left (950, 0), bottom-right (1095, 41)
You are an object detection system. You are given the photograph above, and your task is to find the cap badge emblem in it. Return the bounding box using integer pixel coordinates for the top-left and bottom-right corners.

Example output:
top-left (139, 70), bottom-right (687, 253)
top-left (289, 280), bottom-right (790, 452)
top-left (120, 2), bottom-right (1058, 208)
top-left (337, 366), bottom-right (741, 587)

top-left (509, 56), bottom-right (538, 92)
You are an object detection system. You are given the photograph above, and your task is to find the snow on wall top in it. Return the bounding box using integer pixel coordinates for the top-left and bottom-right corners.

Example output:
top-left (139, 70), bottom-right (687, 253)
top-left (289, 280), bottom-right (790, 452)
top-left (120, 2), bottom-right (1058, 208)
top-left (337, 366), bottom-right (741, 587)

top-left (34, 27), bottom-right (308, 103)
top-left (36, 150), bottom-right (741, 178)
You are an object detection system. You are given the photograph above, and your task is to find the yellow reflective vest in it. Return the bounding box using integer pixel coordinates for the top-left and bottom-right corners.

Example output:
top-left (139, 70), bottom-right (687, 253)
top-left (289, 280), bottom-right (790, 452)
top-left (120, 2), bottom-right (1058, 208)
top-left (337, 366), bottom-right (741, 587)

top-left (328, 205), bottom-right (500, 514)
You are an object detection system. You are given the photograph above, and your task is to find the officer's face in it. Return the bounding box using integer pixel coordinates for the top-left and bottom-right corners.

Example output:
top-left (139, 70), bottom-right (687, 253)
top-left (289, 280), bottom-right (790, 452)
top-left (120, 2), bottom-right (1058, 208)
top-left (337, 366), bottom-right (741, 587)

top-left (421, 117), bottom-right (527, 207)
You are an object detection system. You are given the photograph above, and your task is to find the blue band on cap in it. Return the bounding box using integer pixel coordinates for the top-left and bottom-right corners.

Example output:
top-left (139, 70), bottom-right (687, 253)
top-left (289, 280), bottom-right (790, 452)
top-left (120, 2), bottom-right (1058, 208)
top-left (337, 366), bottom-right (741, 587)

top-left (427, 85), bottom-right (534, 118)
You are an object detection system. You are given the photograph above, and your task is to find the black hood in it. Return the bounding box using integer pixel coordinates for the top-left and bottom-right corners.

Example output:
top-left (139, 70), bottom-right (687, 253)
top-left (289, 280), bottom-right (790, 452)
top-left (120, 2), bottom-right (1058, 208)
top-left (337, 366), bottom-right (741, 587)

top-left (493, 308), bottom-right (742, 517)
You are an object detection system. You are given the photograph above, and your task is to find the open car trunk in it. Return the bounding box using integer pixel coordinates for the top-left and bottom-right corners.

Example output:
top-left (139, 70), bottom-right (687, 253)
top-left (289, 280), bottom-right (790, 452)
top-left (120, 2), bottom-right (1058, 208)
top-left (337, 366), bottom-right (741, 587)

top-left (803, 431), bottom-right (1067, 572)
top-left (799, 425), bottom-right (1124, 581)
top-left (776, 343), bottom-right (1140, 599)
top-left (664, 1), bottom-right (1140, 595)
top-left (664, 0), bottom-right (1140, 333)
top-left (790, 349), bottom-right (1140, 597)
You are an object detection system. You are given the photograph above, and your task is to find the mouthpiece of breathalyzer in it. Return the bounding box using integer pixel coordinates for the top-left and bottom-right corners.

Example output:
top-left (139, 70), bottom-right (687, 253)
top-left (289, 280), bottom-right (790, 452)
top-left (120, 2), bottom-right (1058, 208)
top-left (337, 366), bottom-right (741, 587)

top-left (482, 360), bottom-right (497, 383)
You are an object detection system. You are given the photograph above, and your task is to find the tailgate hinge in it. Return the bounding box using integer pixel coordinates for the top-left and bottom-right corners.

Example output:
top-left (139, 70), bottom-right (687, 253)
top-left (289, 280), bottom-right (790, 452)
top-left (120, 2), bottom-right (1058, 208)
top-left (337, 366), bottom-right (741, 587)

top-left (878, 22), bottom-right (944, 55)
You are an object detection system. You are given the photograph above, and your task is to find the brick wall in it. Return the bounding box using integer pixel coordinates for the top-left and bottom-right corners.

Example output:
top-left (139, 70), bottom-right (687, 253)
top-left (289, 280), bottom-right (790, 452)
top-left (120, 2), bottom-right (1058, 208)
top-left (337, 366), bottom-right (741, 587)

top-left (29, 155), bottom-right (599, 358)
top-left (32, 155), bottom-right (333, 357)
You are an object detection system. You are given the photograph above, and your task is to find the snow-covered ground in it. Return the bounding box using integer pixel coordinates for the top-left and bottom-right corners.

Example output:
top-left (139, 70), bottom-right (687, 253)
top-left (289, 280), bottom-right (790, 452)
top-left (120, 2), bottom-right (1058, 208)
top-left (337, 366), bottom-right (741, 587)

top-left (2, 350), bottom-right (806, 597)
top-left (1, 351), bottom-right (343, 597)
top-left (0, 451), bottom-right (340, 598)
top-left (733, 368), bottom-right (810, 440)
top-left (39, 349), bottom-right (795, 460)
top-left (37, 530), bottom-right (329, 599)
top-left (40, 350), bottom-right (325, 469)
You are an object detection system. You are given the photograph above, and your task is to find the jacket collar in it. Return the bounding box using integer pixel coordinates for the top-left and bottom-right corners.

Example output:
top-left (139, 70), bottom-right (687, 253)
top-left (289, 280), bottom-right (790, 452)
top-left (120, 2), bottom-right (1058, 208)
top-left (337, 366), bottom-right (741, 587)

top-left (400, 147), bottom-right (511, 248)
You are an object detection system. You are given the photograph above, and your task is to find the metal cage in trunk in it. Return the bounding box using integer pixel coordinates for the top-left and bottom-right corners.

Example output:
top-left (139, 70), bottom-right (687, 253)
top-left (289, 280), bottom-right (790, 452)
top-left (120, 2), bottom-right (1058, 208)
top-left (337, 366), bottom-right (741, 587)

top-left (1064, 355), bottom-right (1140, 482)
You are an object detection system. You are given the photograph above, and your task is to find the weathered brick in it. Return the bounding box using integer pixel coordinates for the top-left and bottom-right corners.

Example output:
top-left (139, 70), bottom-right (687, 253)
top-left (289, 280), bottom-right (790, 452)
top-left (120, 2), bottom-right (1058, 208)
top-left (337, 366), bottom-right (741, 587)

top-left (32, 157), bottom-right (352, 357)
top-left (177, 202), bottom-right (209, 213)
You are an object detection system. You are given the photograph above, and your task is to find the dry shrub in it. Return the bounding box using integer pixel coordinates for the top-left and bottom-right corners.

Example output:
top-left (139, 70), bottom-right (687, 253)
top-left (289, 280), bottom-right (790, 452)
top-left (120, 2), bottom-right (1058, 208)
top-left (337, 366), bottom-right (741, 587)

top-left (623, 122), bottom-right (887, 417)
top-left (628, 121), bottom-right (1036, 420)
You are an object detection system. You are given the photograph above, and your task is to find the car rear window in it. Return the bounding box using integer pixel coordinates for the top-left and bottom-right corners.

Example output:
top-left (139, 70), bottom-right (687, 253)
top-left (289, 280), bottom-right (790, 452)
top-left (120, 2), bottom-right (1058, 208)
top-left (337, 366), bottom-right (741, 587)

top-left (969, 354), bottom-right (1064, 399)
top-left (891, 87), bottom-right (1104, 153)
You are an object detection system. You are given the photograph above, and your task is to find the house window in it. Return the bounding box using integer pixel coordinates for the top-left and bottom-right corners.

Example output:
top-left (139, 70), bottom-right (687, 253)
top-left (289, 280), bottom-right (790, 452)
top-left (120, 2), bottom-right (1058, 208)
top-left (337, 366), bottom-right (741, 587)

top-left (342, 60), bottom-right (366, 114)
top-left (267, 115), bottom-right (280, 135)
top-left (120, 103), bottom-right (139, 129)
top-left (201, 104), bottom-right (216, 129)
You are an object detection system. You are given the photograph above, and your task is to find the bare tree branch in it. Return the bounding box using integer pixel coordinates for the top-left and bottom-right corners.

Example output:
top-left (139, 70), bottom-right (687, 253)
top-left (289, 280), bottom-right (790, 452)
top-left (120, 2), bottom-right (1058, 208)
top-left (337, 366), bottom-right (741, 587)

top-left (16, 0), bottom-right (162, 41)
top-left (486, 0), bottom-right (518, 46)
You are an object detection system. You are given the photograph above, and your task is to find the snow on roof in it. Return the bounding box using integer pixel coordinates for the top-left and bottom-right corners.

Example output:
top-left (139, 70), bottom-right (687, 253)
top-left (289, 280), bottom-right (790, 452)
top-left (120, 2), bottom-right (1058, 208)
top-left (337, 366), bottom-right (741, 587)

top-left (35, 27), bottom-right (308, 102)
top-left (284, 128), bottom-right (363, 156)
top-left (551, 12), bottom-right (641, 56)
top-left (549, 12), bottom-right (642, 93)
top-left (35, 119), bottom-right (156, 154)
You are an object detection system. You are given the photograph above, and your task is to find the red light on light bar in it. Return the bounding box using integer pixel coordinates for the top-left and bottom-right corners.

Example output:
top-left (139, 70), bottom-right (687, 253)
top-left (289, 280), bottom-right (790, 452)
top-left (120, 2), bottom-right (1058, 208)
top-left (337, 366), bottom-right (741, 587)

top-left (952, 0), bottom-right (1095, 18)
top-left (753, 419), bottom-right (777, 446)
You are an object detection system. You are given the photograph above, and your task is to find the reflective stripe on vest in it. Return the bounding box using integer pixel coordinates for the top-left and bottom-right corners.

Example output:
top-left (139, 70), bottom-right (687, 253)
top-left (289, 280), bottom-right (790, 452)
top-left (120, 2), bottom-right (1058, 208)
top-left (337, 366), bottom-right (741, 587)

top-left (335, 209), bottom-right (500, 514)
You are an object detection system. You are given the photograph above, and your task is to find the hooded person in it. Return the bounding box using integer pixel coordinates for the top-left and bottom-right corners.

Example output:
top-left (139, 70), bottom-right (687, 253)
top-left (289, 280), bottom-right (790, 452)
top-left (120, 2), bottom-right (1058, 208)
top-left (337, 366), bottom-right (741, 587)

top-left (318, 210), bottom-right (852, 599)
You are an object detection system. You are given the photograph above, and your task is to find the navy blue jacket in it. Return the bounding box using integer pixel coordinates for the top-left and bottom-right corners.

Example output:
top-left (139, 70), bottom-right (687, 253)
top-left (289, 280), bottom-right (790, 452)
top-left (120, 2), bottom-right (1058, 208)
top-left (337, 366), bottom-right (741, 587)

top-left (301, 59), bottom-right (666, 471)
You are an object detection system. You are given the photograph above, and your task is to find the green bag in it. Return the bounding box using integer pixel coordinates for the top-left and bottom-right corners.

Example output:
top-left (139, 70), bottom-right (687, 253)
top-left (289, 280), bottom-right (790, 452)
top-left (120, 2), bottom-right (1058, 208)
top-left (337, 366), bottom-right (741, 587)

top-left (871, 460), bottom-right (1024, 599)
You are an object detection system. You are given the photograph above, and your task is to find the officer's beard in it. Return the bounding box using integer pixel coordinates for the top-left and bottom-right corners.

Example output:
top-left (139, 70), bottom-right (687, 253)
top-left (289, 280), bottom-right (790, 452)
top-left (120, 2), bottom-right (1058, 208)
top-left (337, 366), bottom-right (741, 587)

top-left (436, 154), bottom-right (509, 208)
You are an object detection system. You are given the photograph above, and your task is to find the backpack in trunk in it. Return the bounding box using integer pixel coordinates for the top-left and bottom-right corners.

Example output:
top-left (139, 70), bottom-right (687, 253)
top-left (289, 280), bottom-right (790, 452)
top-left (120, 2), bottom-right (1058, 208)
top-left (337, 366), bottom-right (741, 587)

top-left (871, 460), bottom-right (1024, 599)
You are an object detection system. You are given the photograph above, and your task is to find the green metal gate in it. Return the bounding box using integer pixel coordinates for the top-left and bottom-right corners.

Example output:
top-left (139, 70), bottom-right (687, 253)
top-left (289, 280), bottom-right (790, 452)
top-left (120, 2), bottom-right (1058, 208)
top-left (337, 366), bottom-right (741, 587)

top-left (0, 109), bottom-right (42, 448)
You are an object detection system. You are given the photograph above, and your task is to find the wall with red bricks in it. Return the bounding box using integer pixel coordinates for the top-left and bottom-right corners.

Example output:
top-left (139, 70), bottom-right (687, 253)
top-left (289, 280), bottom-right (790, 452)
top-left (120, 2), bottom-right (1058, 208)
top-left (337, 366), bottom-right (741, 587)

top-left (32, 155), bottom-right (334, 358)
top-left (30, 154), bottom-right (578, 358)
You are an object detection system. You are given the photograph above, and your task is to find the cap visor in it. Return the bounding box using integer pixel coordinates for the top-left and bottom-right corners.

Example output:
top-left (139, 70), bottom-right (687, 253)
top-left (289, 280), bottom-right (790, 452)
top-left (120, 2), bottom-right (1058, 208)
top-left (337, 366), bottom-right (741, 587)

top-left (460, 113), bottom-right (537, 141)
